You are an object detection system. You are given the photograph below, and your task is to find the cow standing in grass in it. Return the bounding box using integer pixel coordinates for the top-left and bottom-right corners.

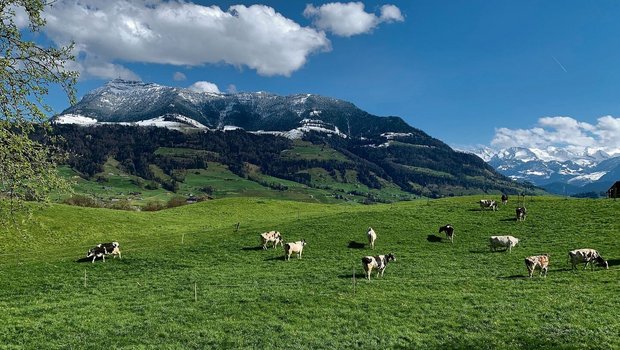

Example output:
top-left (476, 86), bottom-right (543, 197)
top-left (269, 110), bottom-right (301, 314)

top-left (489, 235), bottom-right (519, 252)
top-left (501, 194), bottom-right (508, 205)
top-left (480, 199), bottom-right (498, 211)
top-left (568, 249), bottom-right (609, 270)
top-left (516, 207), bottom-right (527, 221)
top-left (524, 255), bottom-right (549, 277)
top-left (86, 241), bottom-right (121, 263)
top-left (361, 253), bottom-right (396, 280)
top-left (367, 227), bottom-right (377, 249)
top-left (260, 231), bottom-right (283, 250)
top-left (439, 224), bottom-right (455, 243)
top-left (284, 239), bottom-right (307, 260)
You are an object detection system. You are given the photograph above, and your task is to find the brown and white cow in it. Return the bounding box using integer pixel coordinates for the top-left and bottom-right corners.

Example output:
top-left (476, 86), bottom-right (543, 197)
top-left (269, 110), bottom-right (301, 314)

top-left (361, 253), bottom-right (396, 280)
top-left (439, 224), bottom-right (455, 243)
top-left (568, 249), bottom-right (609, 270)
top-left (480, 199), bottom-right (498, 211)
top-left (524, 254), bottom-right (549, 277)
top-left (284, 239), bottom-right (306, 260)
top-left (516, 207), bottom-right (527, 221)
top-left (260, 231), bottom-right (283, 250)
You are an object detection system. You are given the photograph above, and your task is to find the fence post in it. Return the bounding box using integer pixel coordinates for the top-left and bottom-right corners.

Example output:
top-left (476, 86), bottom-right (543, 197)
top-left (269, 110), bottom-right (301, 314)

top-left (194, 282), bottom-right (198, 302)
top-left (352, 267), bottom-right (356, 295)
top-left (84, 269), bottom-right (87, 288)
top-left (181, 233), bottom-right (184, 245)
top-left (235, 222), bottom-right (240, 232)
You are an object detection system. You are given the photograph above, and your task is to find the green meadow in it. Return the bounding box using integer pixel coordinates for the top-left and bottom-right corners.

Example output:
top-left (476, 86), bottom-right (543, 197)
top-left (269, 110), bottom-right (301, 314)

top-left (0, 196), bottom-right (618, 349)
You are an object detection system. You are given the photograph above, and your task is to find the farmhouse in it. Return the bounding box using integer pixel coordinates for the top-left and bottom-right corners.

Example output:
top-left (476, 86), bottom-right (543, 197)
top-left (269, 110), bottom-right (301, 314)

top-left (607, 181), bottom-right (620, 199)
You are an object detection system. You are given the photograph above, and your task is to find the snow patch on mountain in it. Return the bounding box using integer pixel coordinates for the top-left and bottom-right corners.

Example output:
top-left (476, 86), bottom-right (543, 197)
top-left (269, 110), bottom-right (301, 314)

top-left (54, 114), bottom-right (98, 125)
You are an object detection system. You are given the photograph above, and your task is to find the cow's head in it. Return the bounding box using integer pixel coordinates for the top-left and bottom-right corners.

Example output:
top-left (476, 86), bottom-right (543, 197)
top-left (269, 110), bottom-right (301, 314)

top-left (301, 239), bottom-right (307, 246)
top-left (86, 248), bottom-right (95, 258)
top-left (595, 256), bottom-right (609, 269)
top-left (386, 253), bottom-right (396, 262)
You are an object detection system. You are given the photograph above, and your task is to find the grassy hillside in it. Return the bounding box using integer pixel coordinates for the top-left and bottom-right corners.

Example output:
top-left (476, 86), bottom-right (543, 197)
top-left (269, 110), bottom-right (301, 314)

top-left (1, 196), bottom-right (618, 349)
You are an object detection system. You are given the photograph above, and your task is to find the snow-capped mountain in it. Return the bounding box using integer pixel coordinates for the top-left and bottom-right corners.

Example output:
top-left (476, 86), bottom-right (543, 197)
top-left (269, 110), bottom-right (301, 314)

top-left (467, 146), bottom-right (620, 194)
top-left (55, 79), bottom-right (415, 139)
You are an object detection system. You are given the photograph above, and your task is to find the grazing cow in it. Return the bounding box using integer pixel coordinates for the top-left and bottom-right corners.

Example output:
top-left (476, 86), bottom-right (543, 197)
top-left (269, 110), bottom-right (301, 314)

top-left (361, 253), bottom-right (396, 280)
top-left (479, 199), bottom-right (498, 211)
top-left (367, 227), bottom-right (377, 249)
top-left (260, 231), bottom-right (283, 250)
top-left (524, 255), bottom-right (549, 278)
top-left (501, 194), bottom-right (509, 205)
top-left (489, 235), bottom-right (519, 252)
top-left (568, 249), bottom-right (609, 270)
top-left (516, 207), bottom-right (527, 221)
top-left (439, 224), bottom-right (455, 243)
top-left (284, 239), bottom-right (306, 260)
top-left (86, 241), bottom-right (121, 263)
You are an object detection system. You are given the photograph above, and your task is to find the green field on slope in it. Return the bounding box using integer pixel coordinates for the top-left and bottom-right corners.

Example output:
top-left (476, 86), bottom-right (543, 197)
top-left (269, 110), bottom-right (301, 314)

top-left (0, 196), bottom-right (618, 349)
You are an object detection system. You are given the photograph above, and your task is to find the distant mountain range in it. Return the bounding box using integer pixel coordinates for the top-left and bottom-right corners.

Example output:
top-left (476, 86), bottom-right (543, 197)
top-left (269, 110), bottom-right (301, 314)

top-left (467, 146), bottom-right (620, 196)
top-left (54, 79), bottom-right (534, 198)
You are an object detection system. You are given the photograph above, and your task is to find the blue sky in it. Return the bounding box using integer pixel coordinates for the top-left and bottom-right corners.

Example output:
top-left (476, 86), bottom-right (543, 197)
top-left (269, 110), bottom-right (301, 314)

top-left (27, 1), bottom-right (620, 155)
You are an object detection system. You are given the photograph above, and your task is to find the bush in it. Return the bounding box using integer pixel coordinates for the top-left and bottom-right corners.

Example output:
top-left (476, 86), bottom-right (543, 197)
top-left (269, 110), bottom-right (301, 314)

top-left (143, 200), bottom-right (166, 211)
top-left (108, 199), bottom-right (136, 211)
top-left (63, 195), bottom-right (103, 208)
top-left (166, 196), bottom-right (187, 209)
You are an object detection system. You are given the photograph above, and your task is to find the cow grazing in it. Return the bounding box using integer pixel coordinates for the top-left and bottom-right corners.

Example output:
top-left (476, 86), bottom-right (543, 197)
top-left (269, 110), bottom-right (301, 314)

top-left (367, 227), bottom-right (377, 249)
top-left (501, 194), bottom-right (508, 205)
top-left (568, 249), bottom-right (609, 270)
top-left (516, 207), bottom-right (527, 221)
top-left (260, 231), bottom-right (283, 250)
top-left (479, 199), bottom-right (498, 211)
top-left (361, 253), bottom-right (396, 280)
top-left (439, 224), bottom-right (455, 243)
top-left (86, 241), bottom-right (121, 263)
top-left (284, 239), bottom-right (306, 260)
top-left (524, 255), bottom-right (549, 278)
top-left (489, 235), bottom-right (519, 252)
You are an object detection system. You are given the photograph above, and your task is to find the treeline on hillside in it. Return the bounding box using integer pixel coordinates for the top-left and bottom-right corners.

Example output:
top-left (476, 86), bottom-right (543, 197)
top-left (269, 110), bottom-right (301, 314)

top-left (42, 125), bottom-right (386, 193)
top-left (305, 131), bottom-right (535, 197)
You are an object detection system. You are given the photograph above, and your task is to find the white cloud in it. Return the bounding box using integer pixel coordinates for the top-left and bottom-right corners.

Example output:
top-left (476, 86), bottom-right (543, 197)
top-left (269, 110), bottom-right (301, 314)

top-left (490, 116), bottom-right (620, 156)
top-left (173, 72), bottom-right (187, 81)
top-left (188, 81), bottom-right (220, 93)
top-left (227, 84), bottom-right (238, 94)
top-left (304, 2), bottom-right (404, 37)
top-left (379, 5), bottom-right (405, 23)
top-left (40, 1), bottom-right (331, 78)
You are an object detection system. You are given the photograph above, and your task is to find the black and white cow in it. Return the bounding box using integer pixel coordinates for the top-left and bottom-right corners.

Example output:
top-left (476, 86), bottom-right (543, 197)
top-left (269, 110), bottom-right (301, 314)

top-left (439, 224), bottom-right (455, 243)
top-left (501, 194), bottom-right (509, 205)
top-left (361, 253), bottom-right (396, 280)
top-left (479, 199), bottom-right (498, 211)
top-left (86, 241), bottom-right (121, 263)
top-left (515, 207), bottom-right (527, 221)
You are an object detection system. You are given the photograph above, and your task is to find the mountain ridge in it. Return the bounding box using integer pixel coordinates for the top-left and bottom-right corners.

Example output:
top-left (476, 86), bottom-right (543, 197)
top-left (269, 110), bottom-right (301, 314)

top-left (54, 79), bottom-right (535, 198)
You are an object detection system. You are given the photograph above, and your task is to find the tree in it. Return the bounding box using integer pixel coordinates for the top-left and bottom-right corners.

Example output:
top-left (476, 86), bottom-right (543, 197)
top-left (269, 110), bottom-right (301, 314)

top-left (1, 0), bottom-right (78, 224)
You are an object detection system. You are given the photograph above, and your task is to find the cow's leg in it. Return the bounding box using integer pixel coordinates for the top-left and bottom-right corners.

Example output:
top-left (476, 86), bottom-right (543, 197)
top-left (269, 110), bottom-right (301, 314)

top-left (92, 255), bottom-right (96, 263)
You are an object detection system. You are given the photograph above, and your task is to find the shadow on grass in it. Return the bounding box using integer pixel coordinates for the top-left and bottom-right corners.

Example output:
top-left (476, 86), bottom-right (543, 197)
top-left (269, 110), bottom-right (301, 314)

top-left (469, 248), bottom-right (505, 254)
top-left (426, 234), bottom-right (443, 243)
top-left (75, 257), bottom-right (94, 263)
top-left (497, 274), bottom-right (527, 280)
top-left (607, 259), bottom-right (620, 267)
top-left (338, 272), bottom-right (367, 280)
top-left (347, 241), bottom-right (366, 249)
top-left (264, 255), bottom-right (286, 261)
top-left (241, 246), bottom-right (263, 251)
top-left (500, 217), bottom-right (517, 222)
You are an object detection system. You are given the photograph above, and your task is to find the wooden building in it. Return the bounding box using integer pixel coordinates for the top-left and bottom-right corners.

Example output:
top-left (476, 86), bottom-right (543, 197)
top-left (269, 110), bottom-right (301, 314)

top-left (608, 181), bottom-right (620, 199)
